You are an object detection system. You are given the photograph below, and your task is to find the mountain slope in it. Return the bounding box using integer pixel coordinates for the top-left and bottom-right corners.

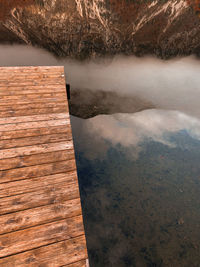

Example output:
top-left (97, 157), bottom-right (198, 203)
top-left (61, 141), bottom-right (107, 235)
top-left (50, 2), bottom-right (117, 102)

top-left (1, 0), bottom-right (200, 59)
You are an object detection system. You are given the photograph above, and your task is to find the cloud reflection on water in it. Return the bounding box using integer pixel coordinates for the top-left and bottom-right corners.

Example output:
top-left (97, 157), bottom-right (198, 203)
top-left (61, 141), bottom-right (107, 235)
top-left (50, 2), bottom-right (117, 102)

top-left (71, 109), bottom-right (200, 159)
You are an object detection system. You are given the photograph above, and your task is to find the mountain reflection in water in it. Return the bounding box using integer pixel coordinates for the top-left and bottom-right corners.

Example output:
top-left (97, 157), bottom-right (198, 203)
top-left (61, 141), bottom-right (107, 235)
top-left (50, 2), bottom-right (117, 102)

top-left (71, 110), bottom-right (200, 267)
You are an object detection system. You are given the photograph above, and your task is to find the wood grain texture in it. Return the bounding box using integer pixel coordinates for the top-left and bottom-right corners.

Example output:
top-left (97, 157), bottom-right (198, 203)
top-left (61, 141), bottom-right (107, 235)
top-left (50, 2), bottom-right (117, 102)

top-left (0, 66), bottom-right (64, 72)
top-left (0, 180), bottom-right (79, 215)
top-left (0, 150), bottom-right (74, 171)
top-left (0, 107), bottom-right (69, 117)
top-left (0, 133), bottom-right (72, 149)
top-left (0, 102), bottom-right (67, 111)
top-left (0, 141), bottom-right (73, 159)
top-left (0, 125), bottom-right (70, 140)
top-left (0, 92), bottom-right (66, 100)
top-left (0, 119), bottom-right (69, 132)
top-left (0, 97), bottom-right (68, 106)
top-left (0, 113), bottom-right (69, 125)
top-left (64, 260), bottom-right (89, 267)
top-left (0, 160), bottom-right (76, 183)
top-left (0, 66), bottom-right (88, 266)
top-left (0, 215), bottom-right (85, 257)
top-left (0, 235), bottom-right (88, 267)
top-left (0, 198), bottom-right (82, 235)
top-left (0, 171), bottom-right (77, 198)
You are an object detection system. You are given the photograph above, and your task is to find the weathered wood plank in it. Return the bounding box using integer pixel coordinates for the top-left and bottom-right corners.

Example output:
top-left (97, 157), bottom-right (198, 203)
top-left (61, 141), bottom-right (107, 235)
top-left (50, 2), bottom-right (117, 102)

top-left (0, 198), bottom-right (82, 235)
top-left (1, 82), bottom-right (65, 88)
top-left (0, 102), bottom-right (67, 111)
top-left (0, 125), bottom-right (70, 140)
top-left (0, 113), bottom-right (68, 125)
top-left (0, 235), bottom-right (87, 267)
top-left (65, 260), bottom-right (89, 267)
top-left (0, 98), bottom-right (68, 106)
top-left (0, 74), bottom-right (63, 80)
top-left (0, 92), bottom-right (66, 100)
top-left (0, 89), bottom-right (63, 96)
top-left (0, 85), bottom-right (65, 91)
top-left (0, 150), bottom-right (74, 171)
top-left (0, 78), bottom-right (64, 84)
top-left (0, 66), bottom-right (64, 72)
top-left (0, 72), bottom-right (64, 77)
top-left (0, 107), bottom-right (69, 117)
top-left (0, 133), bottom-right (72, 149)
top-left (0, 76), bottom-right (65, 83)
top-left (0, 141), bottom-right (73, 159)
top-left (0, 171), bottom-right (77, 198)
top-left (0, 215), bottom-right (84, 258)
top-left (0, 160), bottom-right (76, 183)
top-left (0, 180), bottom-right (79, 215)
top-left (0, 119), bottom-right (69, 132)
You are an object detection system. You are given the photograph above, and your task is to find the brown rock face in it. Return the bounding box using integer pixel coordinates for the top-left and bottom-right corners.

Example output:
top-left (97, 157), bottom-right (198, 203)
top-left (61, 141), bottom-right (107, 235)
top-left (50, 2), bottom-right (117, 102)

top-left (0, 0), bottom-right (35, 21)
top-left (1, 0), bottom-right (200, 59)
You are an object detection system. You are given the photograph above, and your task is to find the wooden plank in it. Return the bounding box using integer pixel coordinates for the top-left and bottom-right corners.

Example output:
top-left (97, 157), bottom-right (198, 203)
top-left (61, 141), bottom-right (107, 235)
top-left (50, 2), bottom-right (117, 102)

top-left (0, 80), bottom-right (65, 85)
top-left (0, 141), bottom-right (73, 159)
top-left (0, 215), bottom-right (84, 257)
top-left (0, 83), bottom-right (65, 88)
top-left (0, 89), bottom-right (63, 96)
top-left (0, 198), bottom-right (82, 235)
top-left (0, 160), bottom-right (76, 183)
top-left (0, 70), bottom-right (64, 76)
top-left (0, 97), bottom-right (68, 106)
top-left (0, 73), bottom-right (63, 78)
top-left (0, 92), bottom-right (66, 100)
top-left (0, 119), bottom-right (69, 132)
top-left (0, 150), bottom-right (74, 171)
top-left (0, 180), bottom-right (79, 215)
top-left (0, 113), bottom-right (69, 125)
top-left (0, 125), bottom-right (70, 140)
top-left (65, 260), bottom-right (89, 267)
top-left (0, 133), bottom-right (72, 149)
top-left (0, 72), bottom-right (65, 80)
top-left (0, 235), bottom-right (87, 267)
top-left (0, 102), bottom-right (67, 111)
top-left (0, 107), bottom-right (69, 117)
top-left (0, 74), bottom-right (64, 79)
top-left (0, 171), bottom-right (77, 198)
top-left (0, 66), bottom-right (64, 71)
top-left (0, 85), bottom-right (65, 91)
top-left (0, 77), bottom-right (64, 84)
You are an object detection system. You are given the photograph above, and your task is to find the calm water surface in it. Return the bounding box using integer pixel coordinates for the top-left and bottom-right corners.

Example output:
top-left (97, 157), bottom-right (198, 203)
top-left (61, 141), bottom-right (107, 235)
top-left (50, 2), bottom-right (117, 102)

top-left (71, 110), bottom-right (200, 267)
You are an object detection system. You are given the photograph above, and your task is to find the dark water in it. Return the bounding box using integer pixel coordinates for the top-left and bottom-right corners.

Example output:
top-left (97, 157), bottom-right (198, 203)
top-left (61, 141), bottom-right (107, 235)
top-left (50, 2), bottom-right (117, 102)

top-left (71, 110), bottom-right (200, 267)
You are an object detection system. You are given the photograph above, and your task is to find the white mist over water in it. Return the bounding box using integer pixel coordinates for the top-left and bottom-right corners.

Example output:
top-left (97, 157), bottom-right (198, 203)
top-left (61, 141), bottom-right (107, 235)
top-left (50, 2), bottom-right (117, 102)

top-left (2, 44), bottom-right (200, 150)
top-left (1, 44), bottom-right (200, 118)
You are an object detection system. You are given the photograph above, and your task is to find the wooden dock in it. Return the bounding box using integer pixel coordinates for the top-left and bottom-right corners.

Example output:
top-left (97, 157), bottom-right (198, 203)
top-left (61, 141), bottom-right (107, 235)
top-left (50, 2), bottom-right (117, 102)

top-left (0, 66), bottom-right (88, 266)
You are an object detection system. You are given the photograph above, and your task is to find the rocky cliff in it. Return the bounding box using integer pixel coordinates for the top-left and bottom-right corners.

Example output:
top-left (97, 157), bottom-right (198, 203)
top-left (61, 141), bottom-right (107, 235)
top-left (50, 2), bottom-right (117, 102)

top-left (1, 0), bottom-right (200, 59)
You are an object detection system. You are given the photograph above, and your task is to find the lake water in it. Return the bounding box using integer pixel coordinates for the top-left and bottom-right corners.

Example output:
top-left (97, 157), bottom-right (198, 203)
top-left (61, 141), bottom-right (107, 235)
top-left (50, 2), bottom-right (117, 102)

top-left (1, 45), bottom-right (200, 266)
top-left (71, 110), bottom-right (200, 267)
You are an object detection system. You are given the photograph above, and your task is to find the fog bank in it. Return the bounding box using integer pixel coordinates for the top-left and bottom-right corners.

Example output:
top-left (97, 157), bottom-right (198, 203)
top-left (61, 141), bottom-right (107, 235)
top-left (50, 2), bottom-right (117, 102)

top-left (1, 45), bottom-right (200, 117)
